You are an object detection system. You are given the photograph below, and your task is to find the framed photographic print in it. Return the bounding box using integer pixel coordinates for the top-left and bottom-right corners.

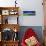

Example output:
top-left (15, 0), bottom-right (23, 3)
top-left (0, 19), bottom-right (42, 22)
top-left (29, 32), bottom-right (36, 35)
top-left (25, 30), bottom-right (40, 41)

top-left (2, 10), bottom-right (9, 15)
top-left (23, 11), bottom-right (36, 16)
top-left (8, 16), bottom-right (18, 24)
top-left (9, 10), bottom-right (18, 15)
top-left (2, 28), bottom-right (13, 41)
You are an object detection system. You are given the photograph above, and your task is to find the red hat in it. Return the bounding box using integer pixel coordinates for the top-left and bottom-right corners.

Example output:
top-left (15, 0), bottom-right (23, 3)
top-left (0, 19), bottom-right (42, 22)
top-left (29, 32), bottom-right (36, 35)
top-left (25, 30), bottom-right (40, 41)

top-left (24, 28), bottom-right (36, 40)
top-left (21, 28), bottom-right (37, 46)
top-left (21, 28), bottom-right (41, 46)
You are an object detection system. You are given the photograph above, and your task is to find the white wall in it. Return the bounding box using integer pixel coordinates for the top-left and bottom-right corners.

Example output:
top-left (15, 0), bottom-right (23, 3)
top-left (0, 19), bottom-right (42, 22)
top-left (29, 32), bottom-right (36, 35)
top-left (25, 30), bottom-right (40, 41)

top-left (18, 0), bottom-right (44, 26)
top-left (0, 0), bottom-right (15, 7)
top-left (0, 0), bottom-right (44, 26)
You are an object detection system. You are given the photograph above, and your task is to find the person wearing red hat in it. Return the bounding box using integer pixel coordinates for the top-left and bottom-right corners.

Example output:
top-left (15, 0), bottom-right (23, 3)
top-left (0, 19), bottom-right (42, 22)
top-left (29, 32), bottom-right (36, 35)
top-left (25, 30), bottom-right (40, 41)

top-left (21, 28), bottom-right (41, 46)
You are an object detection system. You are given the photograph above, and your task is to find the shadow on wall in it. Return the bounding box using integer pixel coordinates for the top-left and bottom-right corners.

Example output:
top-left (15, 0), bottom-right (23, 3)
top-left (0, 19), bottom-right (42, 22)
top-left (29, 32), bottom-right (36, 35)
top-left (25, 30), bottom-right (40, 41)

top-left (18, 26), bottom-right (43, 44)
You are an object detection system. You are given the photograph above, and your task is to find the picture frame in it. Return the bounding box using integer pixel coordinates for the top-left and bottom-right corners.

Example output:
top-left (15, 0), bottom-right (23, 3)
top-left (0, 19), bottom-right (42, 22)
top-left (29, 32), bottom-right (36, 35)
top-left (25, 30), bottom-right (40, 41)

top-left (2, 15), bottom-right (18, 24)
top-left (9, 10), bottom-right (18, 15)
top-left (2, 10), bottom-right (9, 15)
top-left (23, 11), bottom-right (36, 16)
top-left (1, 28), bottom-right (13, 41)
top-left (8, 16), bottom-right (18, 24)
